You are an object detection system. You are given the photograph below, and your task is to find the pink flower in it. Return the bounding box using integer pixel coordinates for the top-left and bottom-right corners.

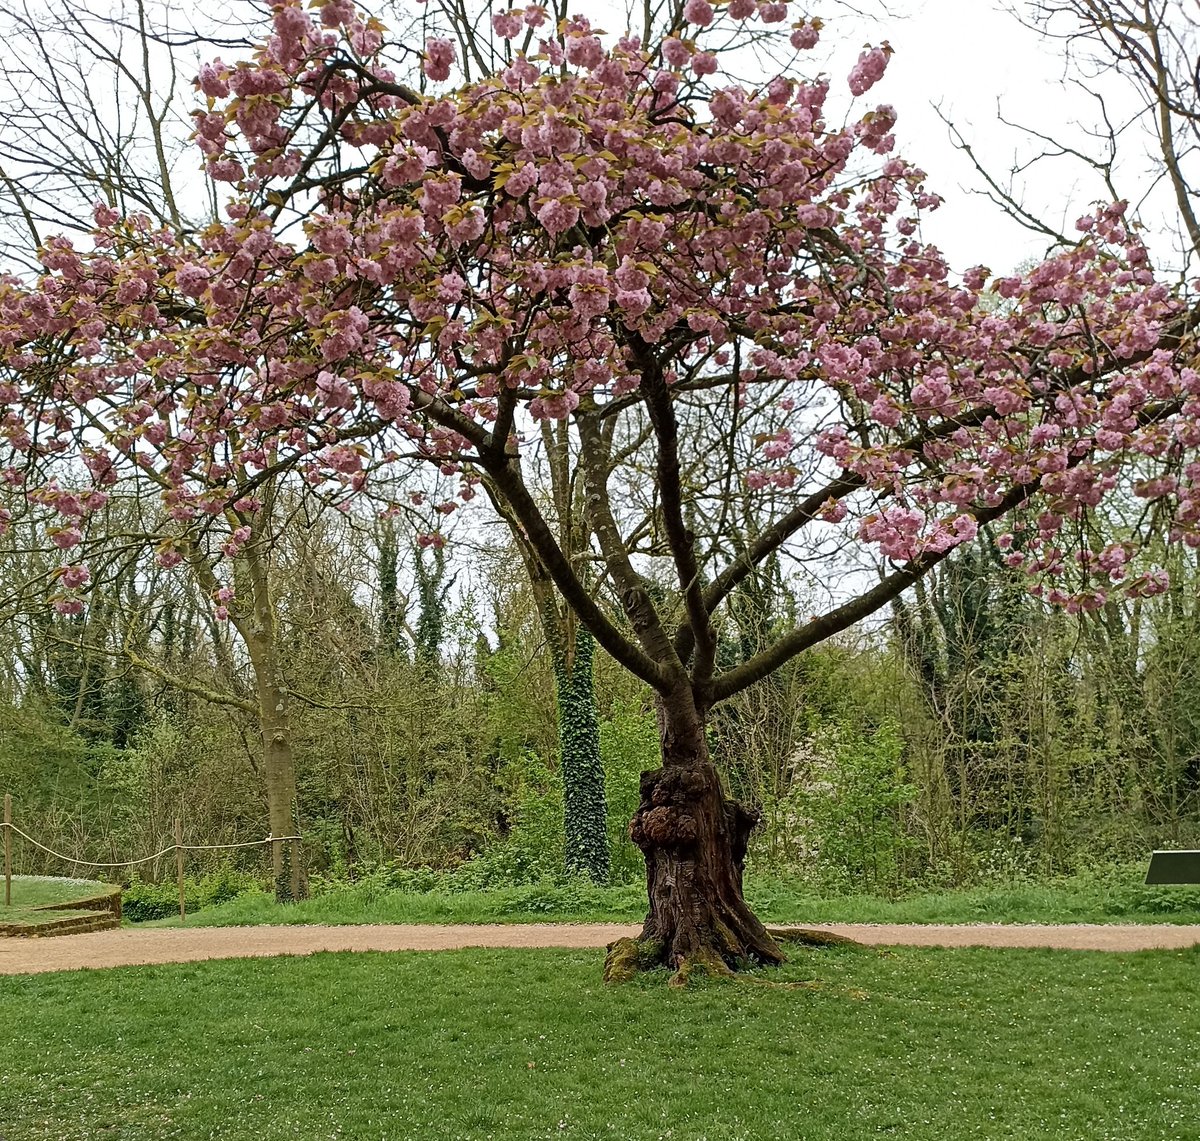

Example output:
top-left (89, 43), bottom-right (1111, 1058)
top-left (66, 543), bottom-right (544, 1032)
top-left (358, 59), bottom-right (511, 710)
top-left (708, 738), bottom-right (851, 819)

top-left (312, 222), bottom-right (352, 255)
top-left (819, 498), bottom-right (848, 523)
top-left (615, 259), bottom-right (649, 291)
top-left (116, 277), bottom-right (149, 303)
top-left (535, 198), bottom-right (580, 236)
top-left (92, 202), bottom-right (121, 227)
top-left (663, 38), bottom-right (690, 68)
top-left (951, 515), bottom-right (979, 543)
top-left (51, 527), bottom-right (83, 550)
top-left (174, 263), bottom-right (211, 297)
top-left (615, 288), bottom-right (651, 318)
top-left (530, 390), bottom-right (581, 420)
top-left (790, 21), bottom-right (820, 50)
top-left (692, 52), bottom-right (718, 76)
top-left (423, 38), bottom-right (455, 82)
top-left (197, 62), bottom-right (229, 99)
top-left (306, 257), bottom-right (339, 284)
top-left (762, 430), bottom-right (792, 460)
top-left (274, 4), bottom-right (313, 43)
top-left (565, 33), bottom-right (603, 69)
top-left (54, 599), bottom-right (85, 617)
top-left (504, 163), bottom-right (539, 198)
top-left (60, 565), bottom-right (91, 589)
top-left (319, 0), bottom-right (355, 27)
top-left (848, 45), bottom-right (890, 97)
top-left (493, 10), bottom-right (522, 38)
top-left (207, 158), bottom-right (245, 182)
top-left (683, 0), bottom-right (714, 26)
top-left (325, 446), bottom-right (363, 474)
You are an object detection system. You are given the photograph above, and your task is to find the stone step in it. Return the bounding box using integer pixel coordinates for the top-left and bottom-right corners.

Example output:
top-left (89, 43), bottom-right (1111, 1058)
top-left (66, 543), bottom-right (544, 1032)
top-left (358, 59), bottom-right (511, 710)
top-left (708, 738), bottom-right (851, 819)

top-left (0, 912), bottom-right (121, 938)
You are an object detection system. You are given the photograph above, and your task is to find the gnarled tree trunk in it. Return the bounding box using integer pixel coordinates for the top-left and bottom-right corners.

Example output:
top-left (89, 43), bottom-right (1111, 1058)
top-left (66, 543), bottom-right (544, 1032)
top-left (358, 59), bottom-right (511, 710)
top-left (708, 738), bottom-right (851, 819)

top-left (605, 688), bottom-right (783, 982)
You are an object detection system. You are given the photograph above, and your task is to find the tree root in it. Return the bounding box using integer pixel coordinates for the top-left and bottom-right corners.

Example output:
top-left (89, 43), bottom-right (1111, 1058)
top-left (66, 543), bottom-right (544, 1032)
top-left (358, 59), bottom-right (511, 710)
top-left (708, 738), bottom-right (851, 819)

top-left (606, 935), bottom-right (818, 988)
top-left (766, 926), bottom-right (868, 950)
top-left (603, 936), bottom-right (665, 983)
top-left (667, 948), bottom-right (734, 988)
top-left (605, 929), bottom-right (872, 989)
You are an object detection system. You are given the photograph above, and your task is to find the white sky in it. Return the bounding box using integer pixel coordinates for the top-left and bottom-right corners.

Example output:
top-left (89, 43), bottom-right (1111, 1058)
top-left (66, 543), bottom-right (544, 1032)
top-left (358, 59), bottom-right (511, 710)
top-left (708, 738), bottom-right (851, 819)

top-left (880, 0), bottom-right (1081, 271)
top-left (789, 0), bottom-right (1184, 278)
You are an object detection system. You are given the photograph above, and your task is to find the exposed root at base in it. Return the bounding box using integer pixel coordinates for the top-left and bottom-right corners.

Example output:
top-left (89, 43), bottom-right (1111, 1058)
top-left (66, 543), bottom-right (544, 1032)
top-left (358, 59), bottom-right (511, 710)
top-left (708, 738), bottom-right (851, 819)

top-left (605, 936), bottom-right (792, 987)
top-left (667, 949), bottom-right (734, 988)
top-left (603, 936), bottom-right (665, 983)
top-left (766, 926), bottom-right (868, 950)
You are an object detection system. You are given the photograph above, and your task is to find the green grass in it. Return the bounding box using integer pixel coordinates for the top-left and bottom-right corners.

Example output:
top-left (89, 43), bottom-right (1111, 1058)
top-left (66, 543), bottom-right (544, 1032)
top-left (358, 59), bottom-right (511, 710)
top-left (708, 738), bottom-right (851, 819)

top-left (3, 875), bottom-right (109, 909)
top-left (0, 875), bottom-right (113, 927)
top-left (1, 945), bottom-right (1198, 1139)
top-left (141, 865), bottom-right (1200, 929)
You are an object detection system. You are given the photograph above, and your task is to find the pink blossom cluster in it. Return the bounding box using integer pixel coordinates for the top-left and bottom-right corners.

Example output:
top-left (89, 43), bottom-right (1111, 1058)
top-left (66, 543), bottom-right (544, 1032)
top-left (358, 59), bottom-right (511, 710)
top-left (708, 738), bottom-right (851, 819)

top-left (848, 45), bottom-right (890, 97)
top-left (0, 2), bottom-right (1195, 619)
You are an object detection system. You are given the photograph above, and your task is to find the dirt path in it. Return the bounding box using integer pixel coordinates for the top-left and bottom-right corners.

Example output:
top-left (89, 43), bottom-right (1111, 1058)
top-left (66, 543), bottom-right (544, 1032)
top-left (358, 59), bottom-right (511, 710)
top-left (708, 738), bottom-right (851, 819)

top-left (1, 922), bottom-right (1198, 976)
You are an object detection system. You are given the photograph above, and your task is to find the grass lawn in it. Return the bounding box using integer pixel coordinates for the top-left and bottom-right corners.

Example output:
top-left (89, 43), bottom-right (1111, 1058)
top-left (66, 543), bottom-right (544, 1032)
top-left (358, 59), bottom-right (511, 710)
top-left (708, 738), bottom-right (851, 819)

top-left (1, 944), bottom-right (1197, 1140)
top-left (0, 875), bottom-right (112, 927)
top-left (140, 866), bottom-right (1200, 929)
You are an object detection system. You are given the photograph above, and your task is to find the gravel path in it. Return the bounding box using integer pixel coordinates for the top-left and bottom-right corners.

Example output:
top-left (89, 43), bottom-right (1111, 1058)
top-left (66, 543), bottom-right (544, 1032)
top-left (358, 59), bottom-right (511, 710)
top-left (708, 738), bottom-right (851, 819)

top-left (1, 922), bottom-right (1199, 976)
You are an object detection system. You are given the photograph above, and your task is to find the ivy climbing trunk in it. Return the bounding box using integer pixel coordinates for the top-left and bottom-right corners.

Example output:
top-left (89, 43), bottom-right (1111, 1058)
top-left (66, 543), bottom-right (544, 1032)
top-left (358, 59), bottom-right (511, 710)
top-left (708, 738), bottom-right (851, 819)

top-left (554, 627), bottom-right (609, 883)
top-left (605, 686), bottom-right (783, 982)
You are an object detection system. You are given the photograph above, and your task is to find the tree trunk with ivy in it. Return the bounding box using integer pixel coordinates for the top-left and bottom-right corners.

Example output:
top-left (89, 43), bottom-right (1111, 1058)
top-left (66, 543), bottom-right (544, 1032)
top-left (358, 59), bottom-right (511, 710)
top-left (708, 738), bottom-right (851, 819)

top-left (489, 422), bottom-right (611, 886)
top-left (553, 626), bottom-right (609, 883)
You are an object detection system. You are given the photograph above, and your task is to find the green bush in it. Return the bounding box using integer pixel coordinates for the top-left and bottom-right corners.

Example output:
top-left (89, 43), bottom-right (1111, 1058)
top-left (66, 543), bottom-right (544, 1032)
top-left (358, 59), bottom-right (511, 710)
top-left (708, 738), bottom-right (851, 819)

top-left (782, 719), bottom-right (916, 895)
top-left (449, 749), bottom-right (567, 889)
top-left (123, 866), bottom-right (262, 922)
top-left (599, 698), bottom-right (658, 884)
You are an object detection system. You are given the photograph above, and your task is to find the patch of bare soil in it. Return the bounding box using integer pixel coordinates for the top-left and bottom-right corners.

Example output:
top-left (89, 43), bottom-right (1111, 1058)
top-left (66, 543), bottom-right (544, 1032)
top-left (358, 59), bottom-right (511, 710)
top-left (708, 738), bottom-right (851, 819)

top-left (1, 922), bottom-right (1197, 976)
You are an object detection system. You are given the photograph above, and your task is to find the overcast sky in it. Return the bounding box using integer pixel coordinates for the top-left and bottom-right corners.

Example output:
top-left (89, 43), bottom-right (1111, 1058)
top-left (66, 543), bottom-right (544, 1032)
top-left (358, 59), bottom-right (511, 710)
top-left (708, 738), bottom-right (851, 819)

top-left (816, 0), bottom-right (1175, 275)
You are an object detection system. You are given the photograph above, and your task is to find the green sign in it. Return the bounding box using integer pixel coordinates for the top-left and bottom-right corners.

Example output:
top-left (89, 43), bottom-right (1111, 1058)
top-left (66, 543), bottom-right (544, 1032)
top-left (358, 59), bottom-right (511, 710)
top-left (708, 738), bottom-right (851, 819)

top-left (1146, 850), bottom-right (1200, 885)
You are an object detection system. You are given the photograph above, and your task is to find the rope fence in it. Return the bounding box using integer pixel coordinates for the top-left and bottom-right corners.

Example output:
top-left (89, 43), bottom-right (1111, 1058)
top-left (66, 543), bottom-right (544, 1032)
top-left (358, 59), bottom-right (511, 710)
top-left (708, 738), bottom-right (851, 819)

top-left (2, 792), bottom-right (303, 920)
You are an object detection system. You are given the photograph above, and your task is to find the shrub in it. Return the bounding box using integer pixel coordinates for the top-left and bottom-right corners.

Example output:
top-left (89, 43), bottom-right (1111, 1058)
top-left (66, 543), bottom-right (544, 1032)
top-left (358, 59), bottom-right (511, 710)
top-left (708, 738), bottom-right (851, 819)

top-left (123, 866), bottom-right (262, 922)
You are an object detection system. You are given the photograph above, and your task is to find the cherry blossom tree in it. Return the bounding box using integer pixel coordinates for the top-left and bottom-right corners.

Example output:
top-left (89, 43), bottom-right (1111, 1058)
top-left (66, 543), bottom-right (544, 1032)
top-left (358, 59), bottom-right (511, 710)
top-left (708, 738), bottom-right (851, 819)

top-left (2, 0), bottom-right (1199, 977)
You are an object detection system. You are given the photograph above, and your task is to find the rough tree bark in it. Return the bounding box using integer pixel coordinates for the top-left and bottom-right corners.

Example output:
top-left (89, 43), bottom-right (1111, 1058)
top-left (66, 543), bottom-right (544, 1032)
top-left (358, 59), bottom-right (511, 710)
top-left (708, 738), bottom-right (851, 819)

top-left (605, 687), bottom-right (783, 982)
top-left (246, 637), bottom-right (304, 902)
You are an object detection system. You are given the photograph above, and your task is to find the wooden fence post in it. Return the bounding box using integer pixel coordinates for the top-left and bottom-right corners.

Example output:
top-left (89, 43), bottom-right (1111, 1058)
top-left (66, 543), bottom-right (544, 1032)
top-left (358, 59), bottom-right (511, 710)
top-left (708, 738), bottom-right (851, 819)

top-left (175, 818), bottom-right (185, 922)
top-left (4, 793), bottom-right (11, 907)
top-left (290, 836), bottom-right (302, 901)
